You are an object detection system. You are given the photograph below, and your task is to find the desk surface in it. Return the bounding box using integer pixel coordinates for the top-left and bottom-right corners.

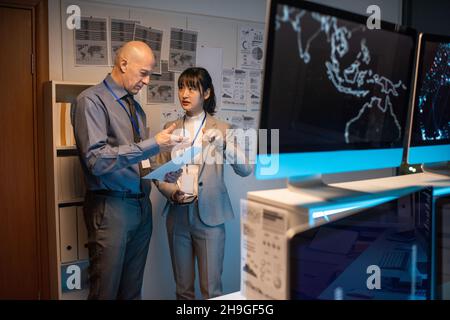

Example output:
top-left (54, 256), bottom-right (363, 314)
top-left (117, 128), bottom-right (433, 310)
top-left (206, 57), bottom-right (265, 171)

top-left (247, 172), bottom-right (450, 212)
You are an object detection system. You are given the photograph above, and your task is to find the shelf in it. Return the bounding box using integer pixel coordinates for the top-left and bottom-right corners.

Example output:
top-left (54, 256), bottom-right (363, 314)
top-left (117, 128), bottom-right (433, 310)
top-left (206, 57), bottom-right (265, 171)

top-left (46, 81), bottom-right (94, 299)
top-left (56, 146), bottom-right (78, 157)
top-left (61, 259), bottom-right (89, 266)
top-left (58, 198), bottom-right (84, 207)
top-left (60, 289), bottom-right (89, 300)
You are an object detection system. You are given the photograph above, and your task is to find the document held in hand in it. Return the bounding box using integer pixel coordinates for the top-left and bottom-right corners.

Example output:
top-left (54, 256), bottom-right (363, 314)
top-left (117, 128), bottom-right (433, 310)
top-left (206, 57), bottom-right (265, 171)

top-left (142, 146), bottom-right (202, 181)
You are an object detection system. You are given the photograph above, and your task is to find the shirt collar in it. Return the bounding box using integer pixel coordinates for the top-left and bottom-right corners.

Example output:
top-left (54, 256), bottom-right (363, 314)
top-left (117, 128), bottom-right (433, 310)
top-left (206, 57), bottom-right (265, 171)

top-left (104, 74), bottom-right (129, 100)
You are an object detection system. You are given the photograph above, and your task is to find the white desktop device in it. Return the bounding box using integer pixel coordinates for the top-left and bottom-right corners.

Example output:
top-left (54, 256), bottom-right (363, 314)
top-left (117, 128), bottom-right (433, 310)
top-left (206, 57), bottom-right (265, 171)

top-left (240, 173), bottom-right (449, 300)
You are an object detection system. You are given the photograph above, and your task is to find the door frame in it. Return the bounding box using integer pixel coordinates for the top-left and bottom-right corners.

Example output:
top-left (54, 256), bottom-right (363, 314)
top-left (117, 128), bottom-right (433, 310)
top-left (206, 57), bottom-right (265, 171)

top-left (0, 0), bottom-right (49, 299)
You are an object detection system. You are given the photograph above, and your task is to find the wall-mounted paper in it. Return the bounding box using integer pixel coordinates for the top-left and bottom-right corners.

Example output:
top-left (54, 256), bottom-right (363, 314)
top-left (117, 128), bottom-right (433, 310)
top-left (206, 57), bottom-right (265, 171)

top-left (169, 28), bottom-right (198, 72)
top-left (74, 17), bottom-right (108, 66)
top-left (160, 107), bottom-right (185, 130)
top-left (237, 26), bottom-right (264, 70)
top-left (147, 61), bottom-right (175, 104)
top-left (248, 70), bottom-right (262, 111)
top-left (110, 18), bottom-right (139, 65)
top-left (134, 25), bottom-right (163, 74)
top-left (221, 68), bottom-right (247, 111)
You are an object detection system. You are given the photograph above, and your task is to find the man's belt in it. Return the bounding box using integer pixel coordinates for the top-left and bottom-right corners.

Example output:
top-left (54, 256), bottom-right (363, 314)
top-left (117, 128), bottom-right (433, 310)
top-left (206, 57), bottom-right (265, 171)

top-left (90, 189), bottom-right (146, 199)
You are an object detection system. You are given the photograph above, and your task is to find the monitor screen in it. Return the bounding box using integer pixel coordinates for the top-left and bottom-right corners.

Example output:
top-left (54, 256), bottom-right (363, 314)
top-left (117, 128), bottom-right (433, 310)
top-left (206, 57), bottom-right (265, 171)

top-left (408, 33), bottom-right (450, 164)
top-left (289, 187), bottom-right (434, 300)
top-left (256, 0), bottom-right (417, 179)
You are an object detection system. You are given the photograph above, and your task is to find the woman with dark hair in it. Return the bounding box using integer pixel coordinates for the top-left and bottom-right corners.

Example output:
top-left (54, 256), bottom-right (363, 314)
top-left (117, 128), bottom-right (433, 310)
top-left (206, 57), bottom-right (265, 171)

top-left (155, 67), bottom-right (252, 299)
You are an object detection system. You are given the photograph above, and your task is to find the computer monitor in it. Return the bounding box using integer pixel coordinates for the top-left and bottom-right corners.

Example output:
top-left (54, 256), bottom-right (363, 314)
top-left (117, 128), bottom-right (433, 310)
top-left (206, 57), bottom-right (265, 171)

top-left (407, 33), bottom-right (450, 165)
top-left (256, 0), bottom-right (417, 180)
top-left (289, 187), bottom-right (434, 300)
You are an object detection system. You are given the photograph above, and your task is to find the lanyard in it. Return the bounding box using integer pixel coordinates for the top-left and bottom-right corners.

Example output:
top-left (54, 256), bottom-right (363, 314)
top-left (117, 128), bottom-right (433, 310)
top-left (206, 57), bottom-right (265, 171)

top-left (103, 79), bottom-right (141, 140)
top-left (183, 113), bottom-right (207, 147)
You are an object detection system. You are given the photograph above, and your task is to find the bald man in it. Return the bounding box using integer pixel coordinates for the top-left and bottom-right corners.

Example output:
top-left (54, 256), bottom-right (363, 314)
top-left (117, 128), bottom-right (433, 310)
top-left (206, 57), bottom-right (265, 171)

top-left (72, 41), bottom-right (183, 299)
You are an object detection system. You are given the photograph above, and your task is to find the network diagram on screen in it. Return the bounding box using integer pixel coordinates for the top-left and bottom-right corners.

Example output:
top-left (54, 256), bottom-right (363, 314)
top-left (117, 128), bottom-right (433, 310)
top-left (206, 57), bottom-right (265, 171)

top-left (268, 4), bottom-right (413, 151)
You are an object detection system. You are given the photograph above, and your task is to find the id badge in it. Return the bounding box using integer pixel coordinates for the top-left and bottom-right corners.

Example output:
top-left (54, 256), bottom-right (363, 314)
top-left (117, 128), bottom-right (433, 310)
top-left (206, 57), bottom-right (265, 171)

top-left (141, 159), bottom-right (151, 169)
top-left (180, 173), bottom-right (195, 195)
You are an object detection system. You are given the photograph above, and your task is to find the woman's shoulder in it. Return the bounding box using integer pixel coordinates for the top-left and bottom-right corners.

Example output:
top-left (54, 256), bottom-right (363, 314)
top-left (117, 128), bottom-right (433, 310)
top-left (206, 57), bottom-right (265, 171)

top-left (163, 117), bottom-right (183, 129)
top-left (209, 115), bottom-right (231, 130)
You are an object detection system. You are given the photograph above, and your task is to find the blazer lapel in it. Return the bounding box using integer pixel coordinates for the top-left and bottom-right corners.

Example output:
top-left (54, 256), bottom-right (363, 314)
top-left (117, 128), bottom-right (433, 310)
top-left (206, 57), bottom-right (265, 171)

top-left (174, 117), bottom-right (183, 130)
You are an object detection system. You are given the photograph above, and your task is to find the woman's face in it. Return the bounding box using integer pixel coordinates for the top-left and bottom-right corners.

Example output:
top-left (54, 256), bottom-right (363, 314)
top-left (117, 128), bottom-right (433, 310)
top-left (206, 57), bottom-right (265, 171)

top-left (178, 83), bottom-right (210, 115)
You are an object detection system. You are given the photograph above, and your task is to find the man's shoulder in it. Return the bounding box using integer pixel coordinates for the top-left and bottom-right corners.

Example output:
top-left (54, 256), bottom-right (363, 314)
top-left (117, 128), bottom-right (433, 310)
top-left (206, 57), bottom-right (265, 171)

top-left (76, 80), bottom-right (105, 102)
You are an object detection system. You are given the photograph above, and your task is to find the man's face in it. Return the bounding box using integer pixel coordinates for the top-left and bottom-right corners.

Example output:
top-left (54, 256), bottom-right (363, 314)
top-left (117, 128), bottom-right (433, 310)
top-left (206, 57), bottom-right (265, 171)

top-left (122, 55), bottom-right (155, 95)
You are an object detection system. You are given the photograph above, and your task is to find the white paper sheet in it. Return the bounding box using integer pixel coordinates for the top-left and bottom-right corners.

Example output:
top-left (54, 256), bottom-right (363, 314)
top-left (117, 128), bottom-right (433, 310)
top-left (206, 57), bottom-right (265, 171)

top-left (221, 68), bottom-right (247, 111)
top-left (147, 61), bottom-right (175, 104)
top-left (238, 26), bottom-right (264, 70)
top-left (110, 18), bottom-right (139, 65)
top-left (169, 28), bottom-right (198, 72)
top-left (134, 25), bottom-right (163, 74)
top-left (143, 146), bottom-right (201, 181)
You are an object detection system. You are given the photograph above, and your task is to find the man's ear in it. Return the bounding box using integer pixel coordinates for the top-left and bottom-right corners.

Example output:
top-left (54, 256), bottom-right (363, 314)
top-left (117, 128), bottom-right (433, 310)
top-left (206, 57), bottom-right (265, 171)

top-left (203, 88), bottom-right (210, 100)
top-left (119, 58), bottom-right (128, 73)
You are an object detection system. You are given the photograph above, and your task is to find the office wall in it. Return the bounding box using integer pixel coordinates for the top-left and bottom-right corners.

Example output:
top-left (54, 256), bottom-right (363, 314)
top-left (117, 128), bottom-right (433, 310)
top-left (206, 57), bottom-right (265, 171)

top-left (309, 0), bottom-right (402, 24)
top-left (403, 0), bottom-right (450, 36)
top-left (48, 0), bottom-right (402, 298)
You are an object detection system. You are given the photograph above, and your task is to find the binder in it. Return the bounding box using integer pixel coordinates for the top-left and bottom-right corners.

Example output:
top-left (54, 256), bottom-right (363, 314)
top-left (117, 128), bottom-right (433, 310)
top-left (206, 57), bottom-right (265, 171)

top-left (57, 157), bottom-right (85, 200)
top-left (59, 206), bottom-right (78, 263)
top-left (57, 102), bottom-right (75, 147)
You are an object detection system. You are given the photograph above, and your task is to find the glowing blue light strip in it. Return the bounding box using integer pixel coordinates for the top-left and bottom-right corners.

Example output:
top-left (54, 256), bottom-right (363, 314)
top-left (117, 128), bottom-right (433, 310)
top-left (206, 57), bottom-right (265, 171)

top-left (409, 145), bottom-right (450, 164)
top-left (256, 148), bottom-right (403, 179)
top-left (308, 196), bottom-right (396, 226)
top-left (306, 186), bottom-right (423, 226)
top-left (434, 186), bottom-right (450, 197)
top-left (312, 206), bottom-right (359, 219)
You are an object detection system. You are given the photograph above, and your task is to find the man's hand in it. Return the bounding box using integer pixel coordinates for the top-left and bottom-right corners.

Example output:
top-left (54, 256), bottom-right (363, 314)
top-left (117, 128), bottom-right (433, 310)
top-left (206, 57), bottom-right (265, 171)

top-left (171, 189), bottom-right (185, 203)
top-left (202, 128), bottom-right (225, 151)
top-left (155, 123), bottom-right (186, 152)
top-left (164, 169), bottom-right (182, 183)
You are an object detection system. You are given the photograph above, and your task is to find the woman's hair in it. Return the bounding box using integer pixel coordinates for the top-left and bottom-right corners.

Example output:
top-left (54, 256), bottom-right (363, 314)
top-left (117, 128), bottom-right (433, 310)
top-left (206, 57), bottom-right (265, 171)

top-left (178, 67), bottom-right (216, 115)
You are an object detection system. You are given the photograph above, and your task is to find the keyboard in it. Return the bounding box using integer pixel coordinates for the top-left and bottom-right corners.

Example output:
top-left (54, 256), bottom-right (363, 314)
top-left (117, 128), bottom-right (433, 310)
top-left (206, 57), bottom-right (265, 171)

top-left (379, 250), bottom-right (410, 270)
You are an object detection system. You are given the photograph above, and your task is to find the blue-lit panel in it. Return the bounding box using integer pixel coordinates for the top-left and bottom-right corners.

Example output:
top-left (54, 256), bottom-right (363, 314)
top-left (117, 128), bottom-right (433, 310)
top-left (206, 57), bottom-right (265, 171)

top-left (409, 145), bottom-right (450, 164)
top-left (255, 148), bottom-right (403, 179)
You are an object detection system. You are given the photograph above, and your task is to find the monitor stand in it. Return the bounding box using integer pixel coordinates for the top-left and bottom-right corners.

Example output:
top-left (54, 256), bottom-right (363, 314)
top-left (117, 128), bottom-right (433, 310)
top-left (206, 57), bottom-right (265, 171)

top-left (422, 161), bottom-right (450, 177)
top-left (287, 174), bottom-right (368, 202)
